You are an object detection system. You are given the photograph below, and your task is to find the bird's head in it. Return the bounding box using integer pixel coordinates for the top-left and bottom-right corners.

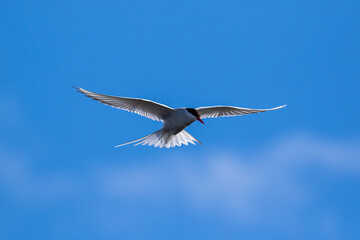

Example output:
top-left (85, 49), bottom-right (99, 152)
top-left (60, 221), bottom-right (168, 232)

top-left (186, 108), bottom-right (204, 124)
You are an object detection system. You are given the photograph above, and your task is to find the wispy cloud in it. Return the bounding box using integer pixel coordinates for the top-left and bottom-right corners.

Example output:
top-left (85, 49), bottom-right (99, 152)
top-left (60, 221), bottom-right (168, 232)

top-left (99, 132), bottom-right (360, 214)
top-left (1, 132), bottom-right (359, 235)
top-left (0, 149), bottom-right (79, 206)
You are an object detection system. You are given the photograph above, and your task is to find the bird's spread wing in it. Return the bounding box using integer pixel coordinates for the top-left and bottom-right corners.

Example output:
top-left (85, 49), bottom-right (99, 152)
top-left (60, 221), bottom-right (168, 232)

top-left (196, 105), bottom-right (286, 119)
top-left (75, 87), bottom-right (173, 122)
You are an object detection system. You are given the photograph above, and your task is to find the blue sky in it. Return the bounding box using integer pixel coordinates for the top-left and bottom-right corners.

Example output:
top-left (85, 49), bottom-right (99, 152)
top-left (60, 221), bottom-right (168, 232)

top-left (1, 0), bottom-right (359, 239)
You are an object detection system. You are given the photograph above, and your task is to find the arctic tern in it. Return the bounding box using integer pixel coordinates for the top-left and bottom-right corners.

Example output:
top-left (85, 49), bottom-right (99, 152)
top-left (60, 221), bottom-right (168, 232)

top-left (75, 87), bottom-right (285, 148)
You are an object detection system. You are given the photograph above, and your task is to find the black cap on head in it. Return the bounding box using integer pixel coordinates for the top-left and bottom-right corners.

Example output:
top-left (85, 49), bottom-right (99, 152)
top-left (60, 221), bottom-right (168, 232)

top-left (186, 108), bottom-right (200, 118)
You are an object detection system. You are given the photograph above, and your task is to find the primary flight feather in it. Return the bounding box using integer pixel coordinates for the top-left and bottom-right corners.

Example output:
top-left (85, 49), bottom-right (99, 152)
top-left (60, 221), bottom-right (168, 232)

top-left (75, 87), bottom-right (286, 148)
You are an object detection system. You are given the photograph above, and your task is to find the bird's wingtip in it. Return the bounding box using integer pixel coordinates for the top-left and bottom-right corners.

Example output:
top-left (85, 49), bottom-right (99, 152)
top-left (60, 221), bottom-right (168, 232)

top-left (73, 86), bottom-right (82, 92)
top-left (274, 104), bottom-right (287, 110)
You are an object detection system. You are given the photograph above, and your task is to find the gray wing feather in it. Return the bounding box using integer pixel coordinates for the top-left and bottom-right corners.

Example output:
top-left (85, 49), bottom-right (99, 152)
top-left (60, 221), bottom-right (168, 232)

top-left (196, 105), bottom-right (286, 119)
top-left (75, 87), bottom-right (173, 122)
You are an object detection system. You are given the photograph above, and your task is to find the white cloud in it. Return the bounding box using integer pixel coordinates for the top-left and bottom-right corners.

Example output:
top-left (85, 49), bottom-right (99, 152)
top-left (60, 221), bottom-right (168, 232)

top-left (97, 132), bottom-right (360, 224)
top-left (0, 149), bottom-right (79, 205)
top-left (1, 132), bottom-right (359, 229)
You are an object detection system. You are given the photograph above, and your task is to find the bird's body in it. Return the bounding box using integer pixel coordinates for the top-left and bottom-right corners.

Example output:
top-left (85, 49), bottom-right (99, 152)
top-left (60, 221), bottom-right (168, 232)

top-left (163, 108), bottom-right (197, 135)
top-left (75, 87), bottom-right (285, 148)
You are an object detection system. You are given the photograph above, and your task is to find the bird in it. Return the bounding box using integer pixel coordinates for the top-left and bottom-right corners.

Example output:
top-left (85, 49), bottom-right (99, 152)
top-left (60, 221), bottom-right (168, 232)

top-left (75, 87), bottom-right (286, 148)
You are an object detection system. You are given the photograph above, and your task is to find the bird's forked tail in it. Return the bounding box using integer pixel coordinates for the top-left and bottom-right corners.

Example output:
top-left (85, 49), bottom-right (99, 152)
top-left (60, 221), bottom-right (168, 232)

top-left (115, 129), bottom-right (201, 148)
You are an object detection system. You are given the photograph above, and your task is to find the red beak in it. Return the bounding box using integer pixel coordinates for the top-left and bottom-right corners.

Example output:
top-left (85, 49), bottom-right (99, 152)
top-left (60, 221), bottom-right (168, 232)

top-left (197, 118), bottom-right (205, 125)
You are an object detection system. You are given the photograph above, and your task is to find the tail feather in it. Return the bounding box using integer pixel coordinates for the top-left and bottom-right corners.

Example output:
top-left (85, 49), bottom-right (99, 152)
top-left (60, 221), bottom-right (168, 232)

top-left (115, 129), bottom-right (201, 148)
